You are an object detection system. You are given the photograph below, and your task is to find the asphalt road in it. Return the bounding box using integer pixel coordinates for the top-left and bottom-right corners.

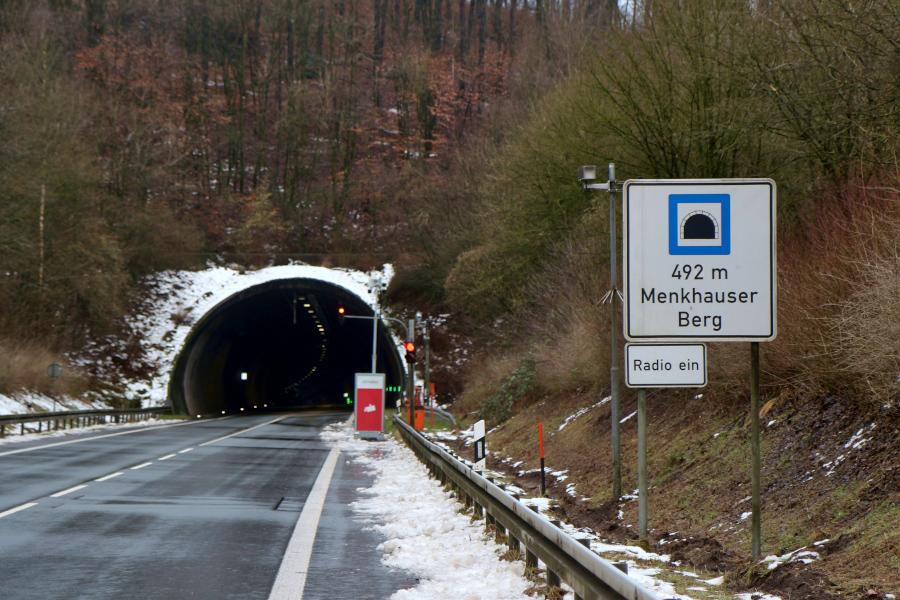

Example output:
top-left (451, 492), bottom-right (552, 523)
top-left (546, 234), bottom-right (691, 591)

top-left (0, 411), bottom-right (415, 599)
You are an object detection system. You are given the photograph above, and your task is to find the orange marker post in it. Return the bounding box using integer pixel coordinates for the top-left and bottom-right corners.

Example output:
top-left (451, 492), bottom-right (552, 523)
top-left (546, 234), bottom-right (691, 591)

top-left (538, 422), bottom-right (546, 496)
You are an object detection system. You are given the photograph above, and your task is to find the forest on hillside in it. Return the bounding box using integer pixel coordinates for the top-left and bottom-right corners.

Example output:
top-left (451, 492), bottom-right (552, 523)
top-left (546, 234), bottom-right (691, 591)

top-left (0, 0), bottom-right (600, 377)
top-left (0, 0), bottom-right (898, 409)
top-left (409, 0), bottom-right (900, 411)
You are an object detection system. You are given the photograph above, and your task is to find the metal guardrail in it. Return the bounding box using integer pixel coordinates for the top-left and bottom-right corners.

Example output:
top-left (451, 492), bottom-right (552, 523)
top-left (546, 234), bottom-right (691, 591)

top-left (0, 407), bottom-right (170, 438)
top-left (394, 415), bottom-right (664, 600)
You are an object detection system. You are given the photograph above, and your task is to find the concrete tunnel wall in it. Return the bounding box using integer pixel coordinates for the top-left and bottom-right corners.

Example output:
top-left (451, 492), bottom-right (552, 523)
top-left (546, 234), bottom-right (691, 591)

top-left (168, 278), bottom-right (405, 416)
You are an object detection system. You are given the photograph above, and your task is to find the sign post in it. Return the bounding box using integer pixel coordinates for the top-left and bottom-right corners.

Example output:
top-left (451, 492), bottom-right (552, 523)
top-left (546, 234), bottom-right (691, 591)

top-left (47, 363), bottom-right (62, 413)
top-left (625, 343), bottom-right (707, 541)
top-left (623, 178), bottom-right (776, 559)
top-left (354, 373), bottom-right (385, 440)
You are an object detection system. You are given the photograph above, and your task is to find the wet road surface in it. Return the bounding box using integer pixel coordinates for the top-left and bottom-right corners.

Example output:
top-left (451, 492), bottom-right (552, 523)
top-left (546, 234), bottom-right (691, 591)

top-left (0, 411), bottom-right (415, 599)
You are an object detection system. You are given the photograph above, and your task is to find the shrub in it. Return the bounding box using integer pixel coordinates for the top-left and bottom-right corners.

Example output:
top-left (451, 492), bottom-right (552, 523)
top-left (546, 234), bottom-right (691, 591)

top-left (480, 358), bottom-right (536, 425)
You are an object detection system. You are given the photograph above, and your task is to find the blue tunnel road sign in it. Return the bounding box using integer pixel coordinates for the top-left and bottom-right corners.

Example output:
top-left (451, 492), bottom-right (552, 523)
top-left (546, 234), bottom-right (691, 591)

top-left (668, 194), bottom-right (731, 255)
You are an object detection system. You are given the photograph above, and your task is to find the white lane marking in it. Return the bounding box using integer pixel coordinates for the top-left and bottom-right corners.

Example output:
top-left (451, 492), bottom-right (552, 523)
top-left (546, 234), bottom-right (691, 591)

top-left (0, 502), bottom-right (38, 519)
top-left (50, 484), bottom-right (87, 498)
top-left (0, 416), bottom-right (230, 458)
top-left (94, 472), bottom-right (123, 482)
top-left (130, 462), bottom-right (153, 470)
top-left (199, 417), bottom-right (285, 447)
top-left (158, 453), bottom-right (177, 461)
top-left (178, 448), bottom-right (194, 454)
top-left (268, 448), bottom-right (340, 600)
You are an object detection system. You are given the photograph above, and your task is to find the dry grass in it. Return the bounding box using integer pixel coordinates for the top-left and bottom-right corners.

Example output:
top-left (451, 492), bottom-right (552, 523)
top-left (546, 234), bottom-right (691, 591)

top-left (0, 339), bottom-right (87, 397)
top-left (763, 182), bottom-right (900, 405)
top-left (522, 210), bottom-right (612, 396)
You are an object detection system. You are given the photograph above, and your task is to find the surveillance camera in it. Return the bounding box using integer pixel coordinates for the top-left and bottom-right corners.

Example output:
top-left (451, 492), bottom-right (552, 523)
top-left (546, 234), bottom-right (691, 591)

top-left (577, 165), bottom-right (597, 183)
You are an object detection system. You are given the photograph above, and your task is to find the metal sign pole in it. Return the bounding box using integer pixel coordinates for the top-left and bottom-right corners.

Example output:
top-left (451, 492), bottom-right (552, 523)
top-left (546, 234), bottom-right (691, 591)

top-left (371, 308), bottom-right (378, 374)
top-left (637, 388), bottom-right (648, 541)
top-left (407, 318), bottom-right (416, 426)
top-left (750, 342), bottom-right (762, 561)
top-left (424, 329), bottom-right (432, 429)
top-left (608, 163), bottom-right (622, 500)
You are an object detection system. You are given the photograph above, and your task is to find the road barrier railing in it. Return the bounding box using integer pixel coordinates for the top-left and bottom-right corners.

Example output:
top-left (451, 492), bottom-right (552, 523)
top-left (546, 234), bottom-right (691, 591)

top-left (0, 407), bottom-right (170, 438)
top-left (394, 415), bottom-right (664, 600)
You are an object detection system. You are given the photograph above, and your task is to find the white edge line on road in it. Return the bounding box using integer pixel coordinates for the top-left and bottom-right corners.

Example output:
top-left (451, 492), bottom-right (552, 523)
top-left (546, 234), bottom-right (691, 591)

top-left (50, 484), bottom-right (87, 498)
top-left (130, 462), bottom-right (153, 470)
top-left (0, 416), bottom-right (231, 458)
top-left (158, 453), bottom-right (177, 461)
top-left (178, 448), bottom-right (194, 454)
top-left (95, 472), bottom-right (123, 482)
top-left (268, 447), bottom-right (340, 600)
top-left (0, 502), bottom-right (38, 519)
top-left (199, 417), bottom-right (285, 447)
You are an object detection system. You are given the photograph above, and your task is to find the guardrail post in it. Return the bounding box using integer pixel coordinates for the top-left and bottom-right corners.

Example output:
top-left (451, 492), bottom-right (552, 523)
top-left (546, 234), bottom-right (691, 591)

top-left (547, 569), bottom-right (562, 592)
top-left (525, 548), bottom-right (538, 571)
top-left (20, 423), bottom-right (25, 435)
top-left (473, 503), bottom-right (483, 519)
top-left (1, 423), bottom-right (5, 437)
top-left (494, 522), bottom-right (506, 543)
top-left (507, 534), bottom-right (519, 553)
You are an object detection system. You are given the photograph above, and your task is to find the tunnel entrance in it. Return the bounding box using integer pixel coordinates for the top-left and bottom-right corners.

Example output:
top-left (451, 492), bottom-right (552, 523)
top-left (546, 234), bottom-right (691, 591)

top-left (169, 279), bottom-right (405, 416)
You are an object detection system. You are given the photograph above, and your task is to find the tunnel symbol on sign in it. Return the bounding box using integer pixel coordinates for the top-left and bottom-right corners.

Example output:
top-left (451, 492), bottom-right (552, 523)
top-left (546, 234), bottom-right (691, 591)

top-left (668, 194), bottom-right (731, 255)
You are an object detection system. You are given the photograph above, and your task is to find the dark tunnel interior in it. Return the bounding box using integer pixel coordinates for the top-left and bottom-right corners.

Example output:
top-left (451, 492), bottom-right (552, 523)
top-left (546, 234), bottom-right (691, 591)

top-left (168, 279), bottom-right (405, 416)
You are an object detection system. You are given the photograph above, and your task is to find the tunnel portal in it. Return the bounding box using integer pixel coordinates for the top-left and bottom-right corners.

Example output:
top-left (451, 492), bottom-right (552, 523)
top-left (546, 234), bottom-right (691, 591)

top-left (169, 278), bottom-right (405, 416)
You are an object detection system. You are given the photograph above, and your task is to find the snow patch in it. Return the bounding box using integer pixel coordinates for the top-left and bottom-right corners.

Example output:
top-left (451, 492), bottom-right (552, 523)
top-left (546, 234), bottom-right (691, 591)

top-left (761, 547), bottom-right (821, 570)
top-left (557, 396), bottom-right (610, 432)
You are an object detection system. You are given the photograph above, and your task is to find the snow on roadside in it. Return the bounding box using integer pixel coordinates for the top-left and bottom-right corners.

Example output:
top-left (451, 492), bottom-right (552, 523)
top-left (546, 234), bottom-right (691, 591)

top-left (322, 420), bottom-right (534, 600)
top-left (0, 391), bottom-right (110, 416)
top-left (0, 417), bottom-right (177, 446)
top-left (419, 429), bottom-right (790, 600)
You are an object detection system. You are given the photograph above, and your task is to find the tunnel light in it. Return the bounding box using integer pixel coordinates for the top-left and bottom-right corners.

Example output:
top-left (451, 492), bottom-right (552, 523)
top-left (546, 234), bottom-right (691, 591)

top-left (264, 404), bottom-right (268, 408)
top-left (196, 415), bottom-right (201, 419)
top-left (240, 407), bottom-right (244, 411)
top-left (240, 371), bottom-right (249, 381)
top-left (221, 410), bottom-right (226, 414)
top-left (254, 405), bottom-right (258, 409)
top-left (303, 303), bottom-right (311, 308)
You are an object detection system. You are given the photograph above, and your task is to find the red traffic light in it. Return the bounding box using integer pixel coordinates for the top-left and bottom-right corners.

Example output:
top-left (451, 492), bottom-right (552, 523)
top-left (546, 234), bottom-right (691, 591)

top-left (404, 341), bottom-right (415, 353)
top-left (337, 306), bottom-right (346, 315)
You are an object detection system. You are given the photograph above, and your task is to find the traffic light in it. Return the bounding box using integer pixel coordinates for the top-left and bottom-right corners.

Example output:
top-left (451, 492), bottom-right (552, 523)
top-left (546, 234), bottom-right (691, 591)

top-left (343, 392), bottom-right (352, 405)
top-left (337, 305), bottom-right (346, 324)
top-left (404, 341), bottom-right (416, 363)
